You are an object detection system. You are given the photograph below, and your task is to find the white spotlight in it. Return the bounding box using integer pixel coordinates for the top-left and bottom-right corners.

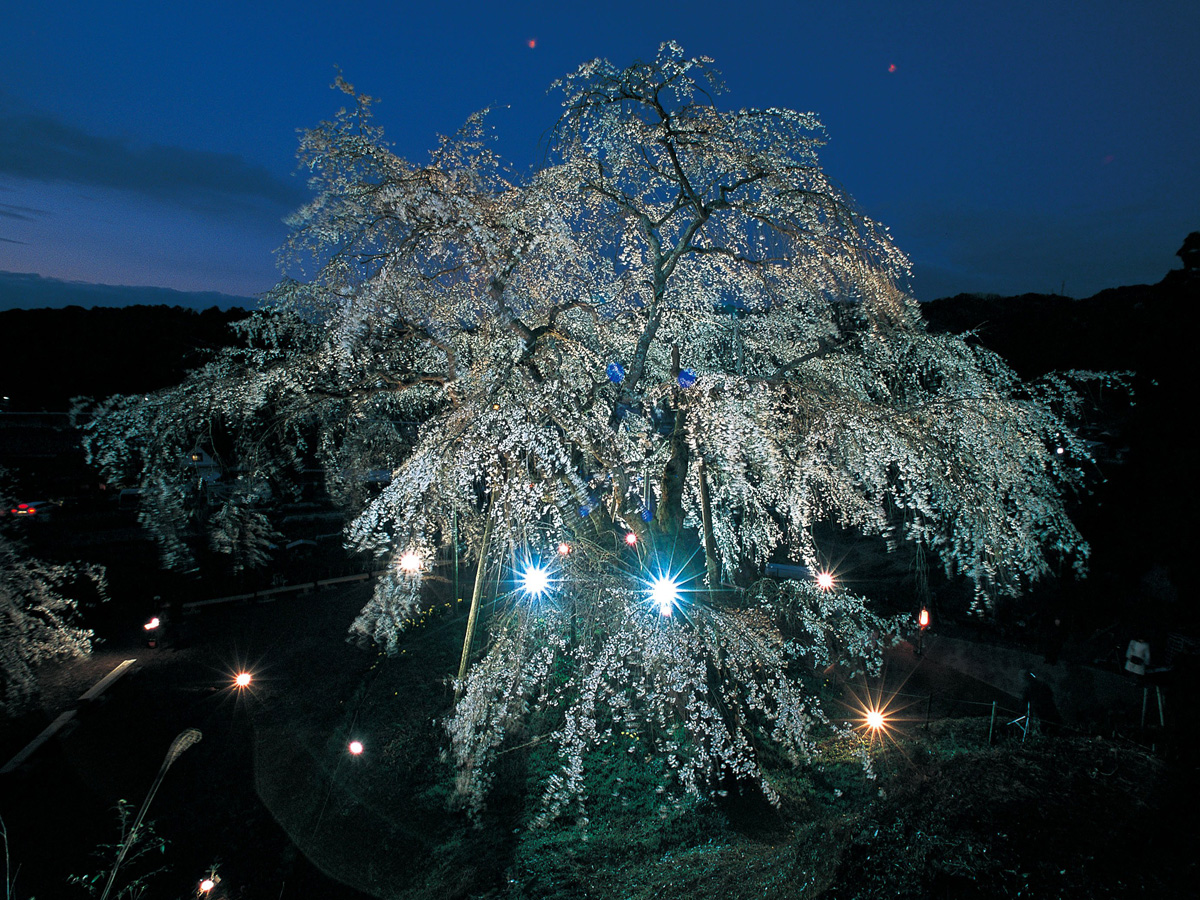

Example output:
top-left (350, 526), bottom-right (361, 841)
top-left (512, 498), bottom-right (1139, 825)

top-left (520, 563), bottom-right (551, 599)
top-left (648, 574), bottom-right (680, 617)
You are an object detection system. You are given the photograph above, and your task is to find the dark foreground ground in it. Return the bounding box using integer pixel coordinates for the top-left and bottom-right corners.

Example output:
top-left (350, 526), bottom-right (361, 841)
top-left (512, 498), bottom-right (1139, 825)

top-left (3, 582), bottom-right (1196, 899)
top-left (1, 586), bottom-right (378, 899)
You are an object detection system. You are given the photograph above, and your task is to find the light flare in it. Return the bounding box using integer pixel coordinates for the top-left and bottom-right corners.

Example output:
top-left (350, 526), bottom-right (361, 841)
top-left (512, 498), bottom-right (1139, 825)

top-left (648, 573), bottom-right (680, 617)
top-left (519, 562), bottom-right (551, 599)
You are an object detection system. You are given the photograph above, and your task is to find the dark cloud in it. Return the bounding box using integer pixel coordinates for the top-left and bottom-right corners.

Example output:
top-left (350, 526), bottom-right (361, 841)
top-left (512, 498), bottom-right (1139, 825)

top-left (0, 201), bottom-right (46, 221)
top-left (0, 111), bottom-right (307, 216)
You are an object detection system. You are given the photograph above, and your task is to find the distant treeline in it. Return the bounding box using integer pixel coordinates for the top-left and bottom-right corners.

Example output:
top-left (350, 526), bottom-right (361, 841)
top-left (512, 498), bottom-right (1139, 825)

top-left (920, 280), bottom-right (1191, 380)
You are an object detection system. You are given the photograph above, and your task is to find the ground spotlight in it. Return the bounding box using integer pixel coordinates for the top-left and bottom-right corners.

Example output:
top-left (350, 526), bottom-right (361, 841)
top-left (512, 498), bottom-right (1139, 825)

top-left (557, 541), bottom-right (571, 556)
top-left (624, 531), bottom-right (638, 546)
top-left (234, 672), bottom-right (252, 689)
top-left (647, 573), bottom-right (680, 617)
top-left (816, 571), bottom-right (835, 591)
top-left (398, 550), bottom-right (423, 574)
top-left (144, 617), bottom-right (160, 631)
top-left (519, 562), bottom-right (551, 599)
top-left (866, 709), bottom-right (886, 730)
top-left (348, 740), bottom-right (364, 755)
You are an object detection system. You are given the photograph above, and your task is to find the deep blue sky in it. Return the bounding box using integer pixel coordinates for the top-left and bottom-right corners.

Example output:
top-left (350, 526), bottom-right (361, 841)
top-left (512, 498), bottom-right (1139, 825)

top-left (1, 1), bottom-right (1196, 309)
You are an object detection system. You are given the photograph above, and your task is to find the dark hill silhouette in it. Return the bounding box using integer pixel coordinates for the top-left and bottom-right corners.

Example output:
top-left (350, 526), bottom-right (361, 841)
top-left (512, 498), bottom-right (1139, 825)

top-left (921, 269), bottom-right (1194, 607)
top-left (0, 304), bottom-right (249, 411)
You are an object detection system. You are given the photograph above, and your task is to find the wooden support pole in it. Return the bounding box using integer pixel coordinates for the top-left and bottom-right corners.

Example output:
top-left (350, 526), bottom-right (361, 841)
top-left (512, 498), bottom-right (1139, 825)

top-left (455, 510), bottom-right (493, 697)
top-left (697, 458), bottom-right (719, 591)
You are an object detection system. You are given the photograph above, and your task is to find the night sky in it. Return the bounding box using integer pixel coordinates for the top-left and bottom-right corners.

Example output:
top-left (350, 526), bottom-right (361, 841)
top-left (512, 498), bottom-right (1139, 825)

top-left (1, 1), bottom-right (1196, 310)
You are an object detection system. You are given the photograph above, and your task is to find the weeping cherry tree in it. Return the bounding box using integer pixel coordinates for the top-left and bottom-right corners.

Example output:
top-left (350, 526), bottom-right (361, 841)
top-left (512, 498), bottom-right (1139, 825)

top-left (83, 44), bottom-right (1102, 818)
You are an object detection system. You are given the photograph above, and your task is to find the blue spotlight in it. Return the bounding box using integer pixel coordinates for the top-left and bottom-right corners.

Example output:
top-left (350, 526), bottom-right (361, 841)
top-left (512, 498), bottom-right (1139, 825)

top-left (520, 562), bottom-right (551, 599)
top-left (647, 573), bottom-right (680, 617)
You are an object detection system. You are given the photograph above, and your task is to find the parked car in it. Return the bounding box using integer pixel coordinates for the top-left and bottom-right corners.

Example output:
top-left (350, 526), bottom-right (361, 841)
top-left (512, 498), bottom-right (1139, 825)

top-left (4, 499), bottom-right (55, 521)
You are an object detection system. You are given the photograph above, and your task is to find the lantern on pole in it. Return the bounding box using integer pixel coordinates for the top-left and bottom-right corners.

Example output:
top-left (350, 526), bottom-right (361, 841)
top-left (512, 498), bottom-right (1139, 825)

top-left (916, 607), bottom-right (930, 656)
